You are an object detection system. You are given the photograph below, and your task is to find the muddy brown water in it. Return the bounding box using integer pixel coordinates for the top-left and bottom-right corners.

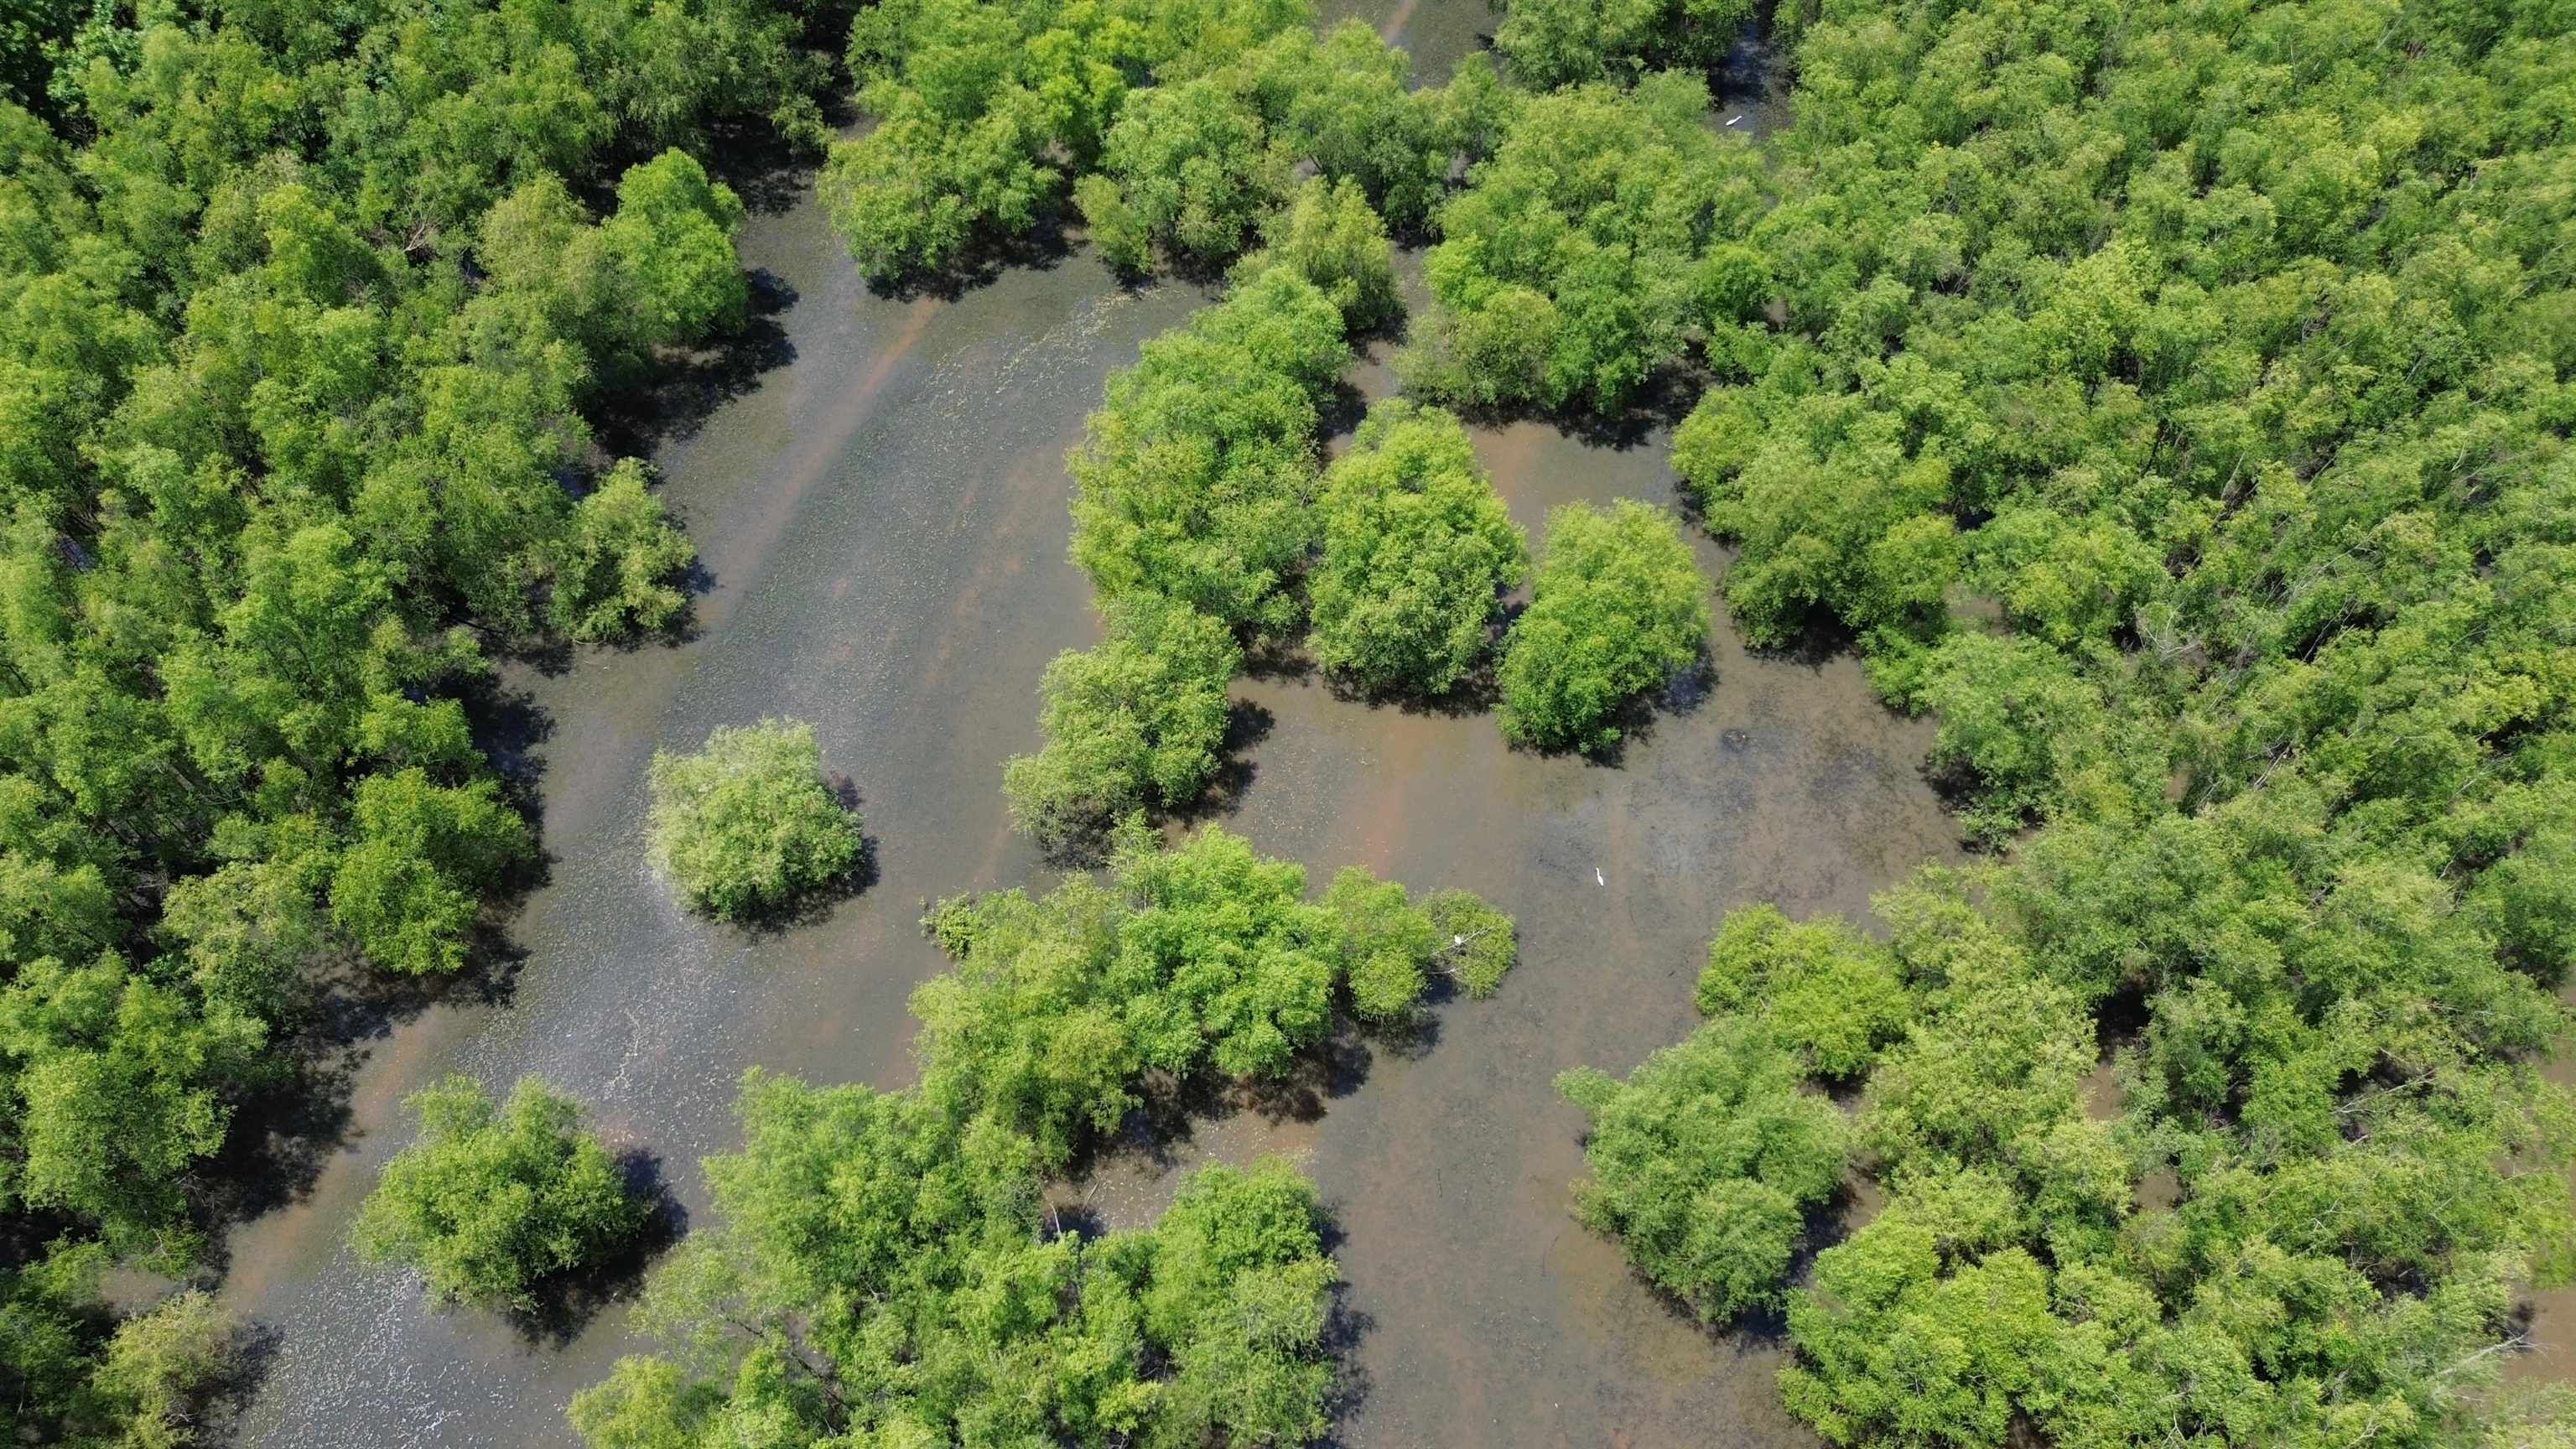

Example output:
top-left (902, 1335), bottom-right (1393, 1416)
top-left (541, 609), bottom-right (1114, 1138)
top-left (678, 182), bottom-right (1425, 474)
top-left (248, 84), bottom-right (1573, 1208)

top-left (221, 10), bottom-right (1914, 1446)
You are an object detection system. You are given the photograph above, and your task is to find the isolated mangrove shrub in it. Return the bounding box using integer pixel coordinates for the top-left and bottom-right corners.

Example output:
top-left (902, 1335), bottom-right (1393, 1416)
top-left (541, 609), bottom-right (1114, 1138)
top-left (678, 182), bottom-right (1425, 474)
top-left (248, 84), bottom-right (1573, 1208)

top-left (1424, 888), bottom-right (1518, 998)
top-left (354, 1076), bottom-right (643, 1311)
top-left (1308, 401), bottom-right (1527, 699)
top-left (647, 719), bottom-right (863, 920)
top-left (1496, 499), bottom-right (1711, 752)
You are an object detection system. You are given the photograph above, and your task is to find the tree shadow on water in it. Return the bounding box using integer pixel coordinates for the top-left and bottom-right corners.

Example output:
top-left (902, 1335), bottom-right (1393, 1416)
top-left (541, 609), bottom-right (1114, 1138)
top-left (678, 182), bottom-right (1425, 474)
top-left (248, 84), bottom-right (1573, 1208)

top-left (192, 922), bottom-right (535, 1267)
top-left (593, 267), bottom-right (802, 459)
top-left (1315, 1208), bottom-right (1379, 1447)
top-left (1436, 369), bottom-right (1701, 454)
top-left (863, 217), bottom-right (1076, 304)
top-left (1168, 699), bottom-right (1275, 828)
top-left (1743, 609), bottom-right (1861, 673)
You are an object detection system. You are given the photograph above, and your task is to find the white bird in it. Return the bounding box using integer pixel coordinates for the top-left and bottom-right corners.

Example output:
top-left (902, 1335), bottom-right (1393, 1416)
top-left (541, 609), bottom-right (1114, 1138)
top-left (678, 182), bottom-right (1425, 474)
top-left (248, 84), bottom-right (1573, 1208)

top-left (1726, 114), bottom-right (1743, 126)
top-left (1595, 866), bottom-right (1605, 886)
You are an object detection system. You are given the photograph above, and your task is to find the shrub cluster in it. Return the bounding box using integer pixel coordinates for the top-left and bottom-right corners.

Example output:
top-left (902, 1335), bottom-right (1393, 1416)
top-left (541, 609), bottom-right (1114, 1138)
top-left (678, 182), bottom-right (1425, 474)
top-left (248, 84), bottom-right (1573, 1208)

top-left (647, 719), bottom-right (864, 922)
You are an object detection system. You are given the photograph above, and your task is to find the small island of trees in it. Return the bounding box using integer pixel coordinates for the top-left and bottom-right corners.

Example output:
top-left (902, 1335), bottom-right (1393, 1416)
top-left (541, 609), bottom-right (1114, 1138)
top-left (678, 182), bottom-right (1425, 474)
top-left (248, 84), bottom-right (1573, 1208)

top-left (647, 719), bottom-right (865, 922)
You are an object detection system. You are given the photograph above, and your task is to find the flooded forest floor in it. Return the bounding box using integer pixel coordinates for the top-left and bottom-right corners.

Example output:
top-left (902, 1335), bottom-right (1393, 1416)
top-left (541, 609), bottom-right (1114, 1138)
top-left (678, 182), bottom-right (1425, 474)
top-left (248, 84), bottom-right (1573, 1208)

top-left (213, 5), bottom-right (1971, 1446)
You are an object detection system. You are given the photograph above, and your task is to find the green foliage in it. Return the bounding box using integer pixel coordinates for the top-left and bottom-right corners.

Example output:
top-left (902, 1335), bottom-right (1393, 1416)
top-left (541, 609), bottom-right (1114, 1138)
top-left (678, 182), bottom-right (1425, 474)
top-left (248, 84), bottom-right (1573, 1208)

top-left (572, 1072), bottom-right (1338, 1449)
top-left (0, 1252), bottom-right (245, 1448)
top-left (354, 1075), bottom-right (645, 1312)
top-left (1322, 867), bottom-right (1436, 1022)
top-left (1559, 1013), bottom-right (1847, 1321)
top-left (918, 828), bottom-right (1513, 1163)
top-left (647, 719), bottom-right (862, 922)
top-left (551, 460), bottom-right (698, 641)
top-left (599, 150), bottom-right (750, 347)
top-left (330, 770), bottom-right (527, 976)
top-left (1235, 175), bottom-right (1400, 330)
top-left (828, 2), bottom-right (1494, 279)
top-left (1308, 401), bottom-right (1527, 698)
top-left (1424, 889), bottom-right (1518, 998)
top-left (1779, 1196), bottom-right (2055, 1449)
top-left (1564, 2), bottom-right (2576, 1436)
top-left (1672, 369), bottom-right (1962, 651)
top-left (1105, 826), bottom-right (1340, 1081)
top-left (4, 956), bottom-right (263, 1262)
top-left (1002, 594), bottom-right (1240, 852)
top-left (94, 1289), bottom-right (244, 1449)
top-left (1086, 75), bottom-right (1289, 272)
top-left (1698, 903), bottom-right (1908, 1078)
top-left (1067, 265), bottom-right (1348, 634)
top-left (1494, 0), bottom-right (1758, 90)
top-left (1405, 74), bottom-right (1763, 414)
top-left (1912, 631), bottom-right (2115, 846)
top-left (1495, 499), bottom-right (1710, 752)
top-left (823, 0), bottom-right (1312, 278)
top-left (0, 0), bottom-right (814, 1386)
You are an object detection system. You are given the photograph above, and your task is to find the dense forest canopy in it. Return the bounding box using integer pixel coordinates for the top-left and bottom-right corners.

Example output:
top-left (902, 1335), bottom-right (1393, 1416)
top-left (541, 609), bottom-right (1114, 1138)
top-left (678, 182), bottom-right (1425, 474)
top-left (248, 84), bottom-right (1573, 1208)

top-left (1562, 0), bottom-right (2576, 1442)
top-left (4, 0), bottom-right (2573, 1442)
top-left (0, 0), bottom-right (844, 1438)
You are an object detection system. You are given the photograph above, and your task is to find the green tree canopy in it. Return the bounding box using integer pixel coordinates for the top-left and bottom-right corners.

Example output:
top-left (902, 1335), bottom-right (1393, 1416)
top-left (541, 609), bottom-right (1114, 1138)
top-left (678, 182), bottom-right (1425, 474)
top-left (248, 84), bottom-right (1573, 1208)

top-left (1559, 1012), bottom-right (1847, 1322)
top-left (647, 719), bottom-right (864, 922)
top-left (570, 1072), bottom-right (1340, 1449)
top-left (0, 0), bottom-right (810, 1383)
top-left (918, 827), bottom-right (1514, 1164)
top-left (353, 1075), bottom-right (645, 1312)
top-left (550, 460), bottom-right (698, 642)
top-left (1233, 175), bottom-right (1400, 331)
top-left (1404, 73), bottom-right (1763, 414)
top-left (1495, 499), bottom-right (1711, 752)
top-left (1307, 400), bottom-right (1528, 699)
top-left (1067, 265), bottom-right (1348, 635)
top-left (1493, 0), bottom-right (1759, 90)
top-left (1002, 593), bottom-right (1240, 854)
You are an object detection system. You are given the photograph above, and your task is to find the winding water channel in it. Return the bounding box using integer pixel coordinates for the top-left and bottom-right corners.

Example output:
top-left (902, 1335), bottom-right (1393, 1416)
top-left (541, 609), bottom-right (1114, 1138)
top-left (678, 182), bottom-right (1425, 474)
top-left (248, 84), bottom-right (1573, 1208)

top-left (221, 7), bottom-right (1946, 1444)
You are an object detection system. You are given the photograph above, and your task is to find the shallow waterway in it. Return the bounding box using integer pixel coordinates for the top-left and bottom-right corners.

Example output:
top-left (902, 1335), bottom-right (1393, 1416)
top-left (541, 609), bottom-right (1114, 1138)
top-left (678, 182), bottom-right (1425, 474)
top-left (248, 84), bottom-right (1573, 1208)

top-left (225, 8), bottom-right (1927, 1445)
